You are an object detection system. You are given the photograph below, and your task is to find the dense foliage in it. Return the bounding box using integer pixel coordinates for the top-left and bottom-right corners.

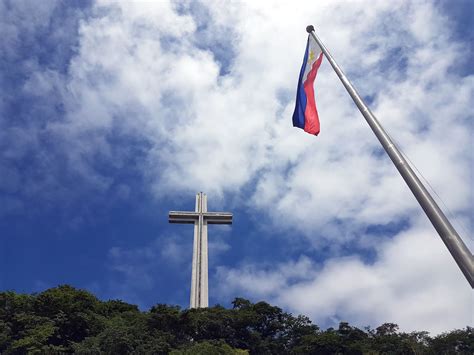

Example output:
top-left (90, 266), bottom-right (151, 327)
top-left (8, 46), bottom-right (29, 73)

top-left (0, 285), bottom-right (472, 354)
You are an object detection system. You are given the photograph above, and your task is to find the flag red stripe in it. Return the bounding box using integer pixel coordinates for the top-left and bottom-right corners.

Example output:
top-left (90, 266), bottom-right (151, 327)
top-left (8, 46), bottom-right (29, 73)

top-left (303, 53), bottom-right (323, 135)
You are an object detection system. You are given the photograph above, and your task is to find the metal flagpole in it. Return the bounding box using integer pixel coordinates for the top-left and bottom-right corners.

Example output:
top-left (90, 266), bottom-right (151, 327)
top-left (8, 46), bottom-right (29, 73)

top-left (305, 25), bottom-right (474, 288)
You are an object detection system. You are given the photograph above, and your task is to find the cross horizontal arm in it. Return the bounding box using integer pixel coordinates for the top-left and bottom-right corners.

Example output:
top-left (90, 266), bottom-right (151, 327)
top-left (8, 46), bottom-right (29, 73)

top-left (203, 212), bottom-right (233, 225)
top-left (169, 211), bottom-right (200, 224)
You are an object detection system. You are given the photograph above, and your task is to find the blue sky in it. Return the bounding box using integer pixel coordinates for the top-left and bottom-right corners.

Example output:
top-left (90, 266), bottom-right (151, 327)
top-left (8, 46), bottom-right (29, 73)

top-left (1, 0), bottom-right (472, 334)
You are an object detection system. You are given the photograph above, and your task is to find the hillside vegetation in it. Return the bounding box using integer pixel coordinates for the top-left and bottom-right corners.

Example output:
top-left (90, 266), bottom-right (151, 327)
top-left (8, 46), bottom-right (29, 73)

top-left (0, 285), bottom-right (472, 354)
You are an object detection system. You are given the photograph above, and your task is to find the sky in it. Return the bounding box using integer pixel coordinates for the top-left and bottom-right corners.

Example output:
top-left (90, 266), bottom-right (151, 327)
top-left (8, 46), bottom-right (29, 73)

top-left (1, 0), bottom-right (473, 335)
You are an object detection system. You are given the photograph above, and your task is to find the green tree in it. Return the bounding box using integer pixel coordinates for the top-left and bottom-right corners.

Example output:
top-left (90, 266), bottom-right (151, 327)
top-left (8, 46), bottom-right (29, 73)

top-left (429, 327), bottom-right (474, 354)
top-left (1, 287), bottom-right (472, 354)
top-left (369, 323), bottom-right (417, 354)
top-left (7, 316), bottom-right (57, 354)
top-left (33, 285), bottom-right (104, 347)
top-left (182, 306), bottom-right (236, 343)
top-left (336, 321), bottom-right (368, 354)
top-left (0, 291), bottom-right (56, 353)
top-left (98, 299), bottom-right (139, 318)
top-left (278, 314), bottom-right (319, 352)
top-left (170, 340), bottom-right (247, 355)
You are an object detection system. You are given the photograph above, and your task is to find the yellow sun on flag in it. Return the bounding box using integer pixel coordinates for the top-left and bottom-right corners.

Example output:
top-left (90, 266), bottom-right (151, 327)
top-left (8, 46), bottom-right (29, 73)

top-left (309, 49), bottom-right (315, 62)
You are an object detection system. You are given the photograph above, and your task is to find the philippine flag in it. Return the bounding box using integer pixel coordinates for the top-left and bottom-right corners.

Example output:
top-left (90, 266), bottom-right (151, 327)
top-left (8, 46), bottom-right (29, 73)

top-left (292, 35), bottom-right (324, 135)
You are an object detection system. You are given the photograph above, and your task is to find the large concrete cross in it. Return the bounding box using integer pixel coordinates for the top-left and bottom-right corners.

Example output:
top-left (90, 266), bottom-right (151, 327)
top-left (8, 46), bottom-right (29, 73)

top-left (169, 192), bottom-right (232, 308)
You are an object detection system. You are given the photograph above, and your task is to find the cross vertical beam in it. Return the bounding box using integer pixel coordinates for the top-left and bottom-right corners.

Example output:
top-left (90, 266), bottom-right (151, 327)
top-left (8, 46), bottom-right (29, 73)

top-left (191, 192), bottom-right (208, 308)
top-left (169, 192), bottom-right (232, 308)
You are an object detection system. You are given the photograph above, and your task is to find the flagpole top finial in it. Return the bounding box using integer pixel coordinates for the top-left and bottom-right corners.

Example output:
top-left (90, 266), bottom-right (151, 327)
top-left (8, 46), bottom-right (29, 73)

top-left (306, 25), bottom-right (315, 33)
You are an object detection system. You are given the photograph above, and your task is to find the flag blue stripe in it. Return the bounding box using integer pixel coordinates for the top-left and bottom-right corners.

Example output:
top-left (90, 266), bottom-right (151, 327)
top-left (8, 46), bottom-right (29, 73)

top-left (292, 37), bottom-right (310, 129)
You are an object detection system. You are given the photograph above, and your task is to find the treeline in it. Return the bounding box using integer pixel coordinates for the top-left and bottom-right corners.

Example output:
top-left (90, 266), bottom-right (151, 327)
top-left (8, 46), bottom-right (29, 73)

top-left (0, 285), bottom-right (472, 354)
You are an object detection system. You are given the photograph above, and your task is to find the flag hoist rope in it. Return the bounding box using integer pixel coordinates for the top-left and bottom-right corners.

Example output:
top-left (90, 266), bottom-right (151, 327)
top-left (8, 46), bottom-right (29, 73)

top-left (305, 25), bottom-right (473, 288)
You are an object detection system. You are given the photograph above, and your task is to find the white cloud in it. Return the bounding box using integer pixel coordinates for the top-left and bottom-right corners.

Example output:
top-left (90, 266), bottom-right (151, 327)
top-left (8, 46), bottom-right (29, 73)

top-left (216, 256), bottom-right (316, 299)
